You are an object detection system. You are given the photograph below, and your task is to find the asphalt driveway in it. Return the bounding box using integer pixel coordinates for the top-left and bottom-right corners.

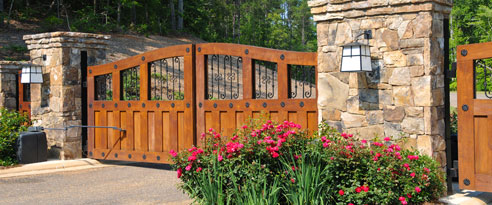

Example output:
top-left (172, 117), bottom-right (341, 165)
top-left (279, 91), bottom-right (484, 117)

top-left (0, 162), bottom-right (190, 205)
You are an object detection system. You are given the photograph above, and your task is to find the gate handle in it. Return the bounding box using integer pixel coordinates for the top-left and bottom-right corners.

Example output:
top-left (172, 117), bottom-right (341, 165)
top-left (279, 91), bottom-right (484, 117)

top-left (31, 125), bottom-right (126, 132)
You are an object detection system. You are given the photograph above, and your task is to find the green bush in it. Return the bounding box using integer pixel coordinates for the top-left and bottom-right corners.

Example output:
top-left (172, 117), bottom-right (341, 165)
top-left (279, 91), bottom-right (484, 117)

top-left (171, 116), bottom-right (445, 204)
top-left (0, 108), bottom-right (29, 166)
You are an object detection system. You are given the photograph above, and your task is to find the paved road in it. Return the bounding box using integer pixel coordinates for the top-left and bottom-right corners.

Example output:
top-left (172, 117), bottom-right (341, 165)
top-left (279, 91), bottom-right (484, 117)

top-left (0, 162), bottom-right (190, 205)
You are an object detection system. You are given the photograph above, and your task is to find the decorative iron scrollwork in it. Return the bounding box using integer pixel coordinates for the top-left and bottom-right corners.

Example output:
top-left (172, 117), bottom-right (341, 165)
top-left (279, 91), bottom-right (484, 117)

top-left (120, 66), bottom-right (140, 100)
top-left (254, 60), bottom-right (277, 99)
top-left (207, 55), bottom-right (242, 100)
top-left (288, 65), bottom-right (316, 99)
top-left (95, 73), bottom-right (113, 101)
top-left (149, 57), bottom-right (184, 101)
top-left (475, 59), bottom-right (492, 99)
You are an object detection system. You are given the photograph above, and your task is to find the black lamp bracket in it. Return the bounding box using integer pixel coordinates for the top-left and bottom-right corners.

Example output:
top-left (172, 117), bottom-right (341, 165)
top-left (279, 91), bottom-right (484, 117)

top-left (354, 30), bottom-right (372, 42)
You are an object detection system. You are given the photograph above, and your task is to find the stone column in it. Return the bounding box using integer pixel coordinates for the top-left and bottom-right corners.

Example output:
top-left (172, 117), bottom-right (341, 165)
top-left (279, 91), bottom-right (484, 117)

top-left (0, 61), bottom-right (22, 110)
top-left (309, 0), bottom-right (451, 167)
top-left (23, 32), bottom-right (110, 160)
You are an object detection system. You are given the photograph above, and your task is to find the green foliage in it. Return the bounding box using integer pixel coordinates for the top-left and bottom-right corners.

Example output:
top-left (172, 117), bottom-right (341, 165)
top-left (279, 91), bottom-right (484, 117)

top-left (0, 108), bottom-right (30, 166)
top-left (41, 15), bottom-right (64, 32)
top-left (171, 116), bottom-right (446, 204)
top-left (1, 44), bottom-right (28, 53)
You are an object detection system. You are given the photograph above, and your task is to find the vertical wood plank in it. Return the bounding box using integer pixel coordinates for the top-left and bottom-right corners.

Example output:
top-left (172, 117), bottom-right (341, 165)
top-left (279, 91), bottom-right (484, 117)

top-left (236, 111), bottom-right (244, 130)
top-left (134, 112), bottom-right (143, 151)
top-left (297, 111), bottom-right (308, 131)
top-left (120, 111), bottom-right (128, 150)
top-left (87, 76), bottom-right (95, 154)
top-left (113, 70), bottom-right (120, 101)
top-left (170, 111), bottom-right (179, 151)
top-left (127, 111), bottom-right (135, 151)
top-left (113, 110), bottom-right (121, 150)
top-left (178, 112), bottom-right (188, 150)
top-left (107, 111), bottom-right (114, 149)
top-left (153, 111), bottom-right (163, 152)
top-left (288, 112), bottom-right (298, 123)
top-left (307, 111), bottom-right (317, 136)
top-left (148, 111), bottom-right (156, 151)
top-left (196, 52), bottom-right (205, 147)
top-left (243, 57), bottom-right (253, 99)
top-left (94, 111), bottom-right (102, 149)
top-left (140, 63), bottom-right (149, 101)
top-left (270, 111), bottom-right (279, 123)
top-left (277, 62), bottom-right (288, 99)
top-left (162, 112), bottom-right (171, 152)
top-left (474, 116), bottom-right (492, 176)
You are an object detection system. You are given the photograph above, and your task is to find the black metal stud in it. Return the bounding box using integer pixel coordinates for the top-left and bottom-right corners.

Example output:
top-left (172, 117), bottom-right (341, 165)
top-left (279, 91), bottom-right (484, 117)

top-left (115, 103), bottom-right (118, 108)
top-left (464, 179), bottom-right (471, 186)
top-left (128, 154), bottom-right (132, 159)
top-left (171, 103), bottom-right (175, 108)
top-left (89, 70), bottom-right (92, 74)
top-left (141, 56), bottom-right (145, 61)
top-left (128, 103), bottom-right (131, 108)
top-left (263, 102), bottom-right (267, 108)
top-left (281, 102), bottom-right (285, 107)
top-left (187, 103), bottom-right (190, 108)
top-left (245, 49), bottom-right (249, 54)
top-left (462, 104), bottom-right (469, 111)
top-left (199, 102), bottom-right (202, 108)
top-left (157, 156), bottom-right (161, 161)
top-left (280, 54), bottom-right (285, 60)
top-left (143, 155), bottom-right (147, 160)
top-left (198, 47), bottom-right (201, 52)
top-left (89, 104), bottom-right (93, 108)
top-left (114, 65), bottom-right (117, 69)
top-left (300, 102), bottom-right (304, 107)
top-left (229, 103), bottom-right (233, 108)
top-left (157, 103), bottom-right (160, 108)
top-left (114, 153), bottom-right (118, 158)
top-left (186, 48), bottom-right (190, 53)
top-left (102, 152), bottom-right (105, 157)
top-left (246, 102), bottom-right (250, 108)
top-left (89, 151), bottom-right (93, 156)
top-left (214, 103), bottom-right (218, 108)
top-left (142, 103), bottom-right (145, 108)
top-left (29, 104), bottom-right (31, 108)
top-left (461, 49), bottom-right (468, 56)
top-left (102, 103), bottom-right (105, 108)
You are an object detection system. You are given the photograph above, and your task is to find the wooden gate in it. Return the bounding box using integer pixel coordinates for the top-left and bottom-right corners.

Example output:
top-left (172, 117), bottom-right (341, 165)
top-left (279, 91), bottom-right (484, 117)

top-left (17, 71), bottom-right (31, 118)
top-left (87, 44), bottom-right (317, 163)
top-left (457, 42), bottom-right (492, 192)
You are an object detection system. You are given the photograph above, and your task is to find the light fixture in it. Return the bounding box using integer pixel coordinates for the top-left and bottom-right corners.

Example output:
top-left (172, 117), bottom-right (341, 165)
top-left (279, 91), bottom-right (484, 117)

top-left (21, 55), bottom-right (46, 84)
top-left (340, 30), bottom-right (373, 72)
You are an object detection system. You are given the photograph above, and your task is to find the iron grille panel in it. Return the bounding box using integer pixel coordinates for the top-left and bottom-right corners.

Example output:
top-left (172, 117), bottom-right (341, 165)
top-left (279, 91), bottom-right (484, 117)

top-left (23, 83), bottom-right (31, 102)
top-left (120, 66), bottom-right (140, 101)
top-left (94, 73), bottom-right (113, 101)
top-left (149, 56), bottom-right (184, 101)
top-left (474, 59), bottom-right (492, 99)
top-left (206, 55), bottom-right (243, 100)
top-left (253, 60), bottom-right (277, 99)
top-left (288, 65), bottom-right (316, 99)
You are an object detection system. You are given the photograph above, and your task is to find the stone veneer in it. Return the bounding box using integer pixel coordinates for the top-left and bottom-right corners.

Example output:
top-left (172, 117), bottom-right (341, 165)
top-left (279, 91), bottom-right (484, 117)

top-left (309, 0), bottom-right (451, 166)
top-left (0, 61), bottom-right (22, 110)
top-left (23, 32), bottom-right (110, 159)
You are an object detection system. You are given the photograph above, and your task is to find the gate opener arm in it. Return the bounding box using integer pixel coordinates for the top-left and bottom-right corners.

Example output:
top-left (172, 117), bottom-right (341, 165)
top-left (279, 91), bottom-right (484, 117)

top-left (29, 125), bottom-right (126, 132)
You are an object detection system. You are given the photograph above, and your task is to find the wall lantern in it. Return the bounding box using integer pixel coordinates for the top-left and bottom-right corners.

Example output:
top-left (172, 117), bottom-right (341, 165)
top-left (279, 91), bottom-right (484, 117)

top-left (340, 30), bottom-right (373, 72)
top-left (21, 55), bottom-right (46, 84)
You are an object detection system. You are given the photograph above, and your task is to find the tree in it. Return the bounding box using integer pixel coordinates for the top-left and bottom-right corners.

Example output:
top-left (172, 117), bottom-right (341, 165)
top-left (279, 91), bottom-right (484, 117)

top-left (177, 0), bottom-right (183, 30)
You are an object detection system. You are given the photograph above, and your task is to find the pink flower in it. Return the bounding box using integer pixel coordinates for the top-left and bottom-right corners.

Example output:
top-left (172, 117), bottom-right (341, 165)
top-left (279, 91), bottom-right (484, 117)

top-left (415, 186), bottom-right (421, 193)
top-left (231, 135), bottom-right (238, 141)
top-left (345, 145), bottom-right (352, 150)
top-left (399, 196), bottom-right (406, 201)
top-left (407, 193), bottom-right (412, 198)
top-left (362, 185), bottom-right (369, 192)
top-left (348, 134), bottom-right (353, 138)
top-left (408, 155), bottom-right (419, 160)
top-left (355, 187), bottom-right (362, 193)
top-left (410, 172), bottom-right (416, 178)
top-left (323, 142), bottom-right (329, 148)
top-left (291, 166), bottom-right (296, 171)
top-left (424, 167), bottom-right (430, 173)
top-left (169, 150), bottom-right (178, 157)
top-left (384, 137), bottom-right (391, 142)
top-left (271, 152), bottom-right (279, 158)
top-left (341, 133), bottom-right (348, 139)
top-left (330, 157), bottom-right (334, 160)
top-left (267, 120), bottom-right (272, 124)
top-left (373, 156), bottom-right (379, 161)
top-left (196, 167), bottom-right (202, 172)
top-left (177, 168), bottom-right (182, 178)
top-left (348, 203), bottom-right (354, 205)
top-left (242, 125), bottom-right (248, 129)
top-left (401, 201), bottom-right (408, 205)
top-left (361, 139), bottom-right (367, 144)
top-left (200, 133), bottom-right (206, 138)
top-left (218, 154), bottom-right (223, 162)
top-left (339, 190), bottom-right (345, 196)
top-left (294, 154), bottom-right (301, 160)
top-left (251, 132), bottom-right (257, 137)
top-left (185, 164), bottom-right (192, 171)
top-left (404, 163), bottom-right (410, 168)
top-left (188, 155), bottom-right (197, 162)
top-left (208, 128), bottom-right (214, 132)
top-left (290, 178), bottom-right (295, 183)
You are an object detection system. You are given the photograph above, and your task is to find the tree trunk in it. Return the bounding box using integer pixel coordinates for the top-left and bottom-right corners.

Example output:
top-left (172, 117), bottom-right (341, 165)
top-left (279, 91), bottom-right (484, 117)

top-left (0, 0), bottom-right (4, 27)
top-left (177, 0), bottom-right (183, 30)
top-left (6, 0), bottom-right (14, 28)
top-left (301, 16), bottom-right (306, 46)
top-left (144, 0), bottom-right (148, 23)
top-left (169, 0), bottom-right (176, 30)
top-left (94, 0), bottom-right (97, 15)
top-left (131, 4), bottom-right (136, 25)
top-left (117, 0), bottom-right (121, 27)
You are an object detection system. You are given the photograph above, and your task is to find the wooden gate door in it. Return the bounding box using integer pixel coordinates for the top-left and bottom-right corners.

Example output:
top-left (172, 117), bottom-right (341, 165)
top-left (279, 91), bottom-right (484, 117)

top-left (87, 44), bottom-right (195, 164)
top-left (457, 42), bottom-right (492, 192)
top-left (17, 71), bottom-right (31, 118)
top-left (195, 43), bottom-right (318, 144)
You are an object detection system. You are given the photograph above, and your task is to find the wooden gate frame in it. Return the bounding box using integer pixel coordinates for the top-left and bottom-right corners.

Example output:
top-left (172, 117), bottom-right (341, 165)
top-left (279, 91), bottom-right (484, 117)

top-left (457, 42), bottom-right (492, 192)
top-left (87, 43), bottom-right (317, 164)
top-left (17, 71), bottom-right (31, 118)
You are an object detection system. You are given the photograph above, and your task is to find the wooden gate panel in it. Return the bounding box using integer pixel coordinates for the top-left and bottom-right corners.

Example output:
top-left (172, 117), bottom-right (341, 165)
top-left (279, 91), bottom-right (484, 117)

top-left (17, 72), bottom-right (31, 118)
top-left (196, 43), bottom-right (317, 145)
top-left (457, 42), bottom-right (492, 192)
top-left (88, 44), bottom-right (195, 164)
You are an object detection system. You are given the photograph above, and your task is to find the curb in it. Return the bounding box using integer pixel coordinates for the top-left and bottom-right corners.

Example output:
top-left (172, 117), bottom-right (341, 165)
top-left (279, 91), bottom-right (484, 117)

top-left (0, 158), bottom-right (108, 178)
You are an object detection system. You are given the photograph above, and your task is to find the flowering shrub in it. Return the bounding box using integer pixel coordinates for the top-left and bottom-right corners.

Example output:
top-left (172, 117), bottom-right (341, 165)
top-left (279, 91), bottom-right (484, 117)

top-left (170, 116), bottom-right (445, 204)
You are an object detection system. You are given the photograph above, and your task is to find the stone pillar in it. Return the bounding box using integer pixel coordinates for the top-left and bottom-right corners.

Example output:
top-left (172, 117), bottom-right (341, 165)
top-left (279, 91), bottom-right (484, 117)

top-left (310, 0), bottom-right (451, 166)
top-left (23, 32), bottom-right (110, 160)
top-left (0, 61), bottom-right (22, 110)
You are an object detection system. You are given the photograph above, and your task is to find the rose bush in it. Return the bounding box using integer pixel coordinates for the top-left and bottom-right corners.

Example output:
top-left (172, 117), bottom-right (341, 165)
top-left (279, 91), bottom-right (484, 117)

top-left (170, 116), bottom-right (445, 204)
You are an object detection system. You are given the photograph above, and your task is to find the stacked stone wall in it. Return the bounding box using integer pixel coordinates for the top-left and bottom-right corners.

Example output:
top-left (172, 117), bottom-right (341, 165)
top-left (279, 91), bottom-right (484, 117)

top-left (23, 32), bottom-right (110, 160)
top-left (309, 0), bottom-right (451, 166)
top-left (0, 61), bottom-right (22, 110)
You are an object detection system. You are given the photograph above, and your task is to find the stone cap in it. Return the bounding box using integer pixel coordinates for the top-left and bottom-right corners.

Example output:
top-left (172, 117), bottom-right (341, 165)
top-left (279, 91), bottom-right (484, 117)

top-left (309, 0), bottom-right (452, 22)
top-left (23, 32), bottom-right (111, 50)
top-left (0, 61), bottom-right (25, 72)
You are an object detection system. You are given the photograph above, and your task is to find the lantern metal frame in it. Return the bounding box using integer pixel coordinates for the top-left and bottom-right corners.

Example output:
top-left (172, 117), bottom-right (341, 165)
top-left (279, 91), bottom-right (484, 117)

top-left (340, 30), bottom-right (373, 72)
top-left (21, 55), bottom-right (46, 84)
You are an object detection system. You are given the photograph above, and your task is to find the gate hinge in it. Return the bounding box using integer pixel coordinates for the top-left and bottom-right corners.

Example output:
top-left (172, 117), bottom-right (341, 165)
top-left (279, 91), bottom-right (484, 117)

top-left (447, 62), bottom-right (457, 78)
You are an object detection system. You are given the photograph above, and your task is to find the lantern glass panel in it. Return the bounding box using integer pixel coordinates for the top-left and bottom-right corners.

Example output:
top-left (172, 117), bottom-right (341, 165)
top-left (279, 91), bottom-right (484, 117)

top-left (341, 56), bottom-right (361, 72)
top-left (361, 56), bottom-right (372, 71)
top-left (343, 47), bottom-right (351, 56)
top-left (351, 46), bottom-right (360, 55)
top-left (31, 66), bottom-right (43, 83)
